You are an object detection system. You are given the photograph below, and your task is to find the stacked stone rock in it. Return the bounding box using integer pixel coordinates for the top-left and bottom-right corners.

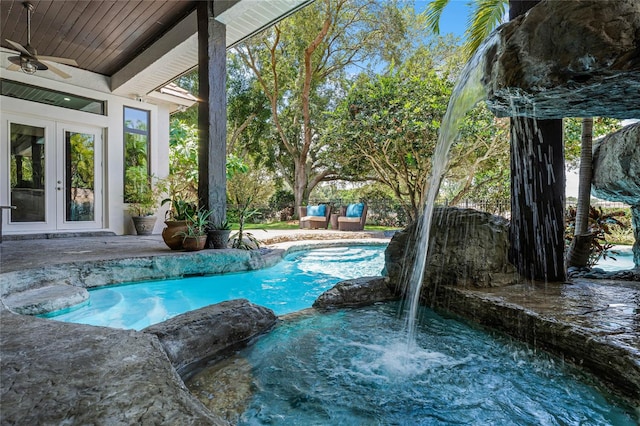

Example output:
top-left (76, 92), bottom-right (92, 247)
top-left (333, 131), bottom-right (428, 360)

top-left (592, 123), bottom-right (640, 270)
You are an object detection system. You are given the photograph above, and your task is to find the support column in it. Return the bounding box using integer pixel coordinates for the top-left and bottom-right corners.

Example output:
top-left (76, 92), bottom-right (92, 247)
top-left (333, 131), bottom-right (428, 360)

top-left (508, 0), bottom-right (566, 282)
top-left (509, 118), bottom-right (566, 281)
top-left (198, 1), bottom-right (227, 226)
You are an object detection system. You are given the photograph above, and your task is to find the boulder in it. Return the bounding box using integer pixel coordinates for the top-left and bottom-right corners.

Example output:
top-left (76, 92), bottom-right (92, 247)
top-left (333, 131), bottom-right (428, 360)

top-left (2, 284), bottom-right (89, 315)
top-left (385, 208), bottom-right (516, 299)
top-left (0, 309), bottom-right (222, 425)
top-left (313, 276), bottom-right (399, 309)
top-left (592, 123), bottom-right (640, 206)
top-left (592, 123), bottom-right (640, 268)
top-left (143, 299), bottom-right (276, 378)
top-left (481, 0), bottom-right (640, 119)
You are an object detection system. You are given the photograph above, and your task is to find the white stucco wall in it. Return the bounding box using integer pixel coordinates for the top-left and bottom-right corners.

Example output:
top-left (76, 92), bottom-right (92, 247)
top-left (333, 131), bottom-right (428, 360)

top-left (0, 64), bottom-right (173, 236)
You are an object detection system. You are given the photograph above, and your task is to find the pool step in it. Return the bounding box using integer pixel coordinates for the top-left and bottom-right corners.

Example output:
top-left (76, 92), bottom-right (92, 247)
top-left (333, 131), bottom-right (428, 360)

top-left (2, 284), bottom-right (89, 315)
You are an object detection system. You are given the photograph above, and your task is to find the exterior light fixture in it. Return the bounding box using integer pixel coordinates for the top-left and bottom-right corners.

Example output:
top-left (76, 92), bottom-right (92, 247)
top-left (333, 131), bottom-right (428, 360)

top-left (20, 58), bottom-right (38, 74)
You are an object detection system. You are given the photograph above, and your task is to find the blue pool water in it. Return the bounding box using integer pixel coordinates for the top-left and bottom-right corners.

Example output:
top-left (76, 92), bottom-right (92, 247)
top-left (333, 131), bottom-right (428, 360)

top-left (44, 245), bottom-right (386, 330)
top-left (225, 303), bottom-right (637, 425)
top-left (595, 246), bottom-right (635, 271)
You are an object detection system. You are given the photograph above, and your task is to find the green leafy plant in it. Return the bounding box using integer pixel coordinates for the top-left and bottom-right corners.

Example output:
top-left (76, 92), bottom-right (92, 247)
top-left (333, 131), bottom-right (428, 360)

top-left (209, 219), bottom-right (231, 231)
top-left (565, 206), bottom-right (627, 268)
top-left (179, 208), bottom-right (213, 237)
top-left (124, 168), bottom-right (159, 217)
top-left (161, 198), bottom-right (196, 221)
top-left (156, 174), bottom-right (198, 221)
top-left (230, 196), bottom-right (263, 250)
top-left (230, 231), bottom-right (261, 250)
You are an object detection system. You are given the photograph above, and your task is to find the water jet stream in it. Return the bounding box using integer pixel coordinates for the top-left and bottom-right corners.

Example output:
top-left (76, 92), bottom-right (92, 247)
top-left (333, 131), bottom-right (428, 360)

top-left (402, 33), bottom-right (498, 345)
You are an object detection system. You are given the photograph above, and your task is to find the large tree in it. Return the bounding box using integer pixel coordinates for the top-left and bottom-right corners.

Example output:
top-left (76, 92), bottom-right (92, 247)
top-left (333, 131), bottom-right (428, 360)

top-left (329, 71), bottom-right (451, 222)
top-left (235, 0), bottom-right (406, 212)
top-left (327, 46), bottom-right (510, 223)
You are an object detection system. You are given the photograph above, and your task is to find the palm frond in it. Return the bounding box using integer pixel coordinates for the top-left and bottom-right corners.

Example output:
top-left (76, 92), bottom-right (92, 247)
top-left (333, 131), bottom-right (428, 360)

top-left (423, 0), bottom-right (452, 34)
top-left (463, 0), bottom-right (508, 58)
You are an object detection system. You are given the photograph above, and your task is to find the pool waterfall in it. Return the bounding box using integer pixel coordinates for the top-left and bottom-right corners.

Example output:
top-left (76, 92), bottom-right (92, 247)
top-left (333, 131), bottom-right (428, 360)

top-left (403, 33), bottom-right (497, 345)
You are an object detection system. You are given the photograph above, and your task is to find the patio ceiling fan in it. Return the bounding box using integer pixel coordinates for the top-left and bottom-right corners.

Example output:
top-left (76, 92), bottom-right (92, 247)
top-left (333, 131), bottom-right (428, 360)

top-left (5, 2), bottom-right (78, 79)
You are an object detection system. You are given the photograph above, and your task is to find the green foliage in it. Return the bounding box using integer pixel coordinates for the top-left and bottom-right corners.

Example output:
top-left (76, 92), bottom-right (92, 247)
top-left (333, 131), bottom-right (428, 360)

top-left (424, 0), bottom-right (507, 59)
top-left (357, 184), bottom-right (408, 227)
top-left (124, 169), bottom-right (159, 216)
top-left (68, 132), bottom-right (95, 190)
top-left (157, 171), bottom-right (198, 221)
top-left (235, 0), bottom-right (410, 210)
top-left (327, 69), bottom-right (451, 221)
top-left (565, 205), bottom-right (629, 268)
top-left (226, 153), bottom-right (249, 180)
top-left (209, 219), bottom-right (231, 231)
top-left (168, 118), bottom-right (199, 201)
top-left (227, 53), bottom-right (272, 157)
top-left (269, 189), bottom-right (295, 210)
top-left (161, 197), bottom-right (196, 221)
top-left (230, 231), bottom-right (262, 250)
top-left (563, 117), bottom-right (622, 170)
top-left (179, 208), bottom-right (214, 237)
top-left (443, 107), bottom-right (510, 205)
top-left (124, 131), bottom-right (150, 204)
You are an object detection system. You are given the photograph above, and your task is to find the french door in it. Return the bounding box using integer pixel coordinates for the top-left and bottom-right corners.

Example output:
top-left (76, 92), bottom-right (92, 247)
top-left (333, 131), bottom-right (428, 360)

top-left (2, 115), bottom-right (103, 233)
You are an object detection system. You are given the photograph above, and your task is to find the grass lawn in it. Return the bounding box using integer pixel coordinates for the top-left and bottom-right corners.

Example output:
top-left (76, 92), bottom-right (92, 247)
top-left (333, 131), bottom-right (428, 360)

top-left (237, 222), bottom-right (299, 230)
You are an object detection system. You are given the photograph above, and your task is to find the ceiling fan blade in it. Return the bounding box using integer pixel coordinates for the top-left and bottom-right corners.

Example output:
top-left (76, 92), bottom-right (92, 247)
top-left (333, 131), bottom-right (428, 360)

top-left (37, 55), bottom-right (78, 66)
top-left (7, 63), bottom-right (21, 71)
top-left (5, 39), bottom-right (31, 56)
top-left (42, 60), bottom-right (71, 79)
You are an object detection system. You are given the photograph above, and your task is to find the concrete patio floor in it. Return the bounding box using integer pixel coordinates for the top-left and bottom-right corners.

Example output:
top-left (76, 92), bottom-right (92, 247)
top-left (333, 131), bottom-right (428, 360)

top-left (0, 229), bottom-right (389, 274)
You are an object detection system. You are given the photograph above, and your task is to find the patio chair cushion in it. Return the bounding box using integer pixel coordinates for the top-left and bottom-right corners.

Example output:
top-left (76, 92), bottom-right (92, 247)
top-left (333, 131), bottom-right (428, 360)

top-left (307, 204), bottom-right (326, 217)
top-left (345, 203), bottom-right (364, 218)
top-left (337, 217), bottom-right (361, 223)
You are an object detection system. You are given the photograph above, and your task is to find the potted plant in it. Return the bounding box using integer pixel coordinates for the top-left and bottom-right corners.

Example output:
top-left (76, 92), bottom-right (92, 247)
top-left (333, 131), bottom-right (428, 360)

top-left (179, 208), bottom-right (213, 251)
top-left (160, 197), bottom-right (197, 250)
top-left (124, 169), bottom-right (159, 235)
top-left (207, 219), bottom-right (231, 249)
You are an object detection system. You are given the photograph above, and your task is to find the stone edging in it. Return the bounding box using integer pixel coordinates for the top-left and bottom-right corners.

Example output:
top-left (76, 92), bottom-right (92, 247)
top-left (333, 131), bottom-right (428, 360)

top-left (0, 239), bottom-right (390, 315)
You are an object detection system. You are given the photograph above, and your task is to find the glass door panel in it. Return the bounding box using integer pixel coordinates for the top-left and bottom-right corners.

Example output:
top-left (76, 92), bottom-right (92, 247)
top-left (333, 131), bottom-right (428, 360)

top-left (10, 123), bottom-right (46, 222)
top-left (2, 116), bottom-right (103, 234)
top-left (56, 124), bottom-right (102, 230)
top-left (65, 131), bottom-right (95, 222)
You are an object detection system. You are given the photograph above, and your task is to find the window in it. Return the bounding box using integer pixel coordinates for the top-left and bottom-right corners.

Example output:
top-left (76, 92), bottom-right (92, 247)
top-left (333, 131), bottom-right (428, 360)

top-left (123, 107), bottom-right (150, 202)
top-left (1, 79), bottom-right (105, 115)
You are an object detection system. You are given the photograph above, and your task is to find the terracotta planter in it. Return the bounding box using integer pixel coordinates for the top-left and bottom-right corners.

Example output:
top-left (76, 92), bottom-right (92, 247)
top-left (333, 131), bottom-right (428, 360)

top-left (162, 220), bottom-right (189, 250)
top-left (132, 216), bottom-right (157, 235)
top-left (182, 235), bottom-right (207, 251)
top-left (207, 229), bottom-right (231, 249)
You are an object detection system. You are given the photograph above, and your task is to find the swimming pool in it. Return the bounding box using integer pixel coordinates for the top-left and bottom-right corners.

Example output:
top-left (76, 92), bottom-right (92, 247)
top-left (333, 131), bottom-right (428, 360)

top-left (44, 245), bottom-right (386, 330)
top-left (188, 303), bottom-right (637, 425)
top-left (594, 246), bottom-right (635, 271)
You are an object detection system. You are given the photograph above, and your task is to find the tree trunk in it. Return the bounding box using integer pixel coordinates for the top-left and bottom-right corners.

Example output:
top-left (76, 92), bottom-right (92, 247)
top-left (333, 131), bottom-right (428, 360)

top-left (566, 117), bottom-right (594, 268)
top-left (293, 159), bottom-right (308, 218)
top-left (508, 0), bottom-right (566, 282)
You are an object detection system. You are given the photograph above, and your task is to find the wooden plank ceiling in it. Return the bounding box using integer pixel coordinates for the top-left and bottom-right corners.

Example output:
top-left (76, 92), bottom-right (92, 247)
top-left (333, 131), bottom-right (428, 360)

top-left (0, 0), bottom-right (197, 76)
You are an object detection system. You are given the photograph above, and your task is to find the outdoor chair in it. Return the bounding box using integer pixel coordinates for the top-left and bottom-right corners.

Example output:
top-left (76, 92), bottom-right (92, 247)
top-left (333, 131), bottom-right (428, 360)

top-left (299, 204), bottom-right (331, 229)
top-left (337, 203), bottom-right (367, 231)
